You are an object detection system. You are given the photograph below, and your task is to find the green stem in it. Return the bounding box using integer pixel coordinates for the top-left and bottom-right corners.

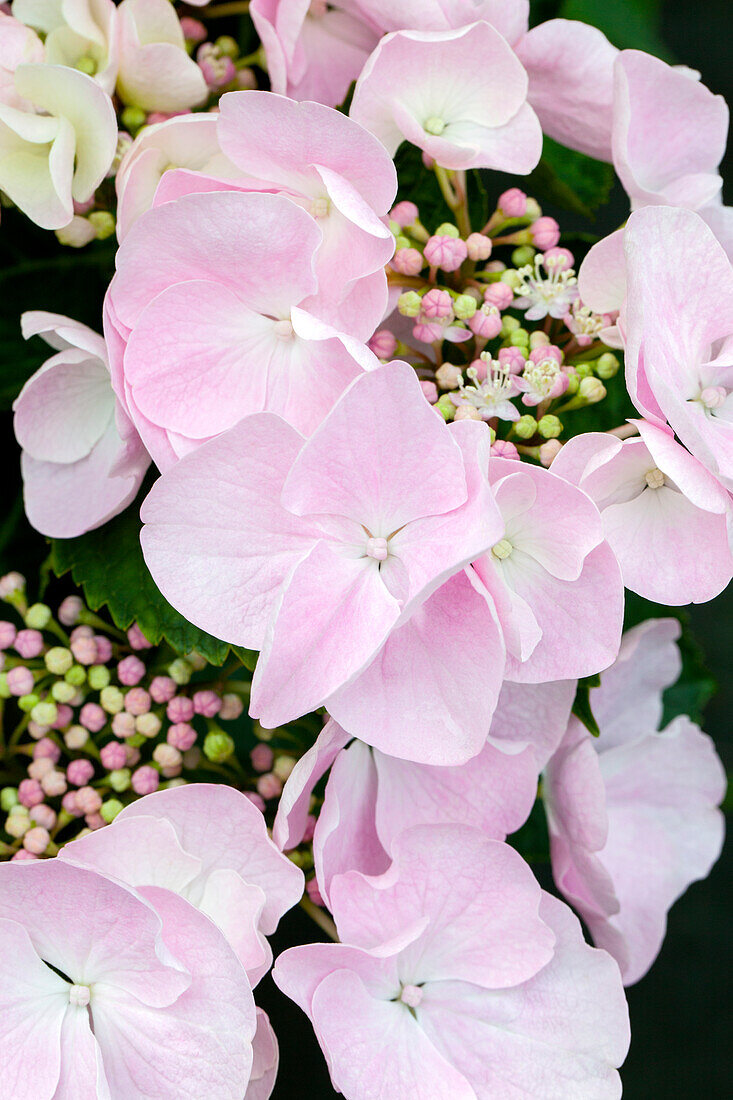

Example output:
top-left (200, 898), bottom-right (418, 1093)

top-left (300, 896), bottom-right (339, 941)
top-left (201, 1), bottom-right (251, 16)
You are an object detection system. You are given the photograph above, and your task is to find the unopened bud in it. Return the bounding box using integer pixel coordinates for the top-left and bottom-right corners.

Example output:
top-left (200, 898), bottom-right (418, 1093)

top-left (100, 798), bottom-right (124, 824)
top-left (45, 647), bottom-right (73, 675)
top-left (453, 294), bottom-right (477, 320)
top-left (397, 291), bottom-right (422, 318)
top-left (514, 415), bottom-right (537, 440)
top-left (537, 415), bottom-right (563, 439)
top-left (579, 377), bottom-right (606, 404)
top-left (595, 353), bottom-right (620, 380)
top-left (168, 658), bottom-right (192, 685)
top-left (65, 664), bottom-right (86, 687)
top-left (108, 768), bottom-right (131, 792)
top-left (511, 245), bottom-right (535, 266)
top-left (121, 105), bottom-right (146, 133)
top-left (435, 395), bottom-right (455, 421)
top-left (203, 731), bottom-right (235, 763)
top-left (435, 364), bottom-right (463, 390)
top-left (25, 603), bottom-right (51, 630)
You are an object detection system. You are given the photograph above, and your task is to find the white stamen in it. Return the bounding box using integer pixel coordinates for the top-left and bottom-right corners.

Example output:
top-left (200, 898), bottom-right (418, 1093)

top-left (491, 538), bottom-right (513, 561)
top-left (700, 386), bottom-right (726, 410)
top-left (424, 116), bottom-right (446, 136)
top-left (514, 254), bottom-right (578, 320)
top-left (399, 984), bottom-right (423, 1008)
top-left (645, 467), bottom-right (665, 490)
top-left (366, 537), bottom-right (389, 561)
top-left (69, 984), bottom-right (91, 1007)
top-left (310, 196), bottom-right (330, 219)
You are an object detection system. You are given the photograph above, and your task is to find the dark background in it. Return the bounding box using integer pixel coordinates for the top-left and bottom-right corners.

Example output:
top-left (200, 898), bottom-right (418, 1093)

top-left (0, 0), bottom-right (730, 1095)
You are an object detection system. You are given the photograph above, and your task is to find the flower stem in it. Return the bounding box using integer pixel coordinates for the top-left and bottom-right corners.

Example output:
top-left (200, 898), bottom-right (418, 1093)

top-left (201, 1), bottom-right (251, 16)
top-left (300, 896), bottom-right (339, 941)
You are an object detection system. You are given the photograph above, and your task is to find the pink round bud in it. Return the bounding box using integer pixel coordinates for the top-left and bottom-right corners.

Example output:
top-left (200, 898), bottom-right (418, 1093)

top-left (127, 623), bottom-right (152, 651)
top-left (30, 803), bottom-right (56, 830)
top-left (193, 690), bottom-right (221, 718)
top-left (52, 704), bottom-right (73, 730)
top-left (70, 625), bottom-right (93, 642)
top-left (413, 321), bottom-right (444, 344)
top-left (58, 596), bottom-right (83, 626)
top-left (256, 772), bottom-right (283, 800)
top-left (131, 766), bottom-right (159, 796)
top-left (28, 758), bottom-right (54, 781)
top-left (26, 720), bottom-right (48, 740)
top-left (540, 439), bottom-right (563, 466)
top-left (245, 791), bottom-right (266, 813)
top-left (180, 16), bottom-right (206, 43)
top-left (466, 233), bottom-right (492, 262)
top-left (306, 878), bottom-right (325, 907)
top-left (12, 849), bottom-right (38, 861)
top-left (85, 812), bottom-right (106, 830)
top-left (33, 738), bottom-right (61, 763)
top-left (124, 687), bottom-right (151, 715)
top-left (70, 636), bottom-right (97, 665)
top-left (152, 743), bottom-right (181, 771)
top-left (420, 380), bottom-right (439, 404)
top-left (111, 711), bottom-right (136, 738)
top-left (23, 826), bottom-right (50, 854)
top-left (75, 786), bottom-right (102, 814)
top-left (529, 344), bottom-right (563, 366)
top-left (62, 791), bottom-right (83, 817)
top-left (18, 778), bottom-right (44, 807)
top-left (0, 572), bottom-right (25, 598)
top-left (167, 696), bottom-right (195, 723)
top-left (543, 246), bottom-right (574, 272)
top-left (41, 770), bottom-right (67, 798)
top-left (531, 216), bottom-right (560, 249)
top-left (421, 288), bottom-right (453, 321)
top-left (498, 346), bottom-right (527, 373)
top-left (117, 655), bottom-right (146, 686)
top-left (483, 283), bottom-right (514, 310)
top-left (491, 440), bottom-right (520, 460)
top-left (14, 629), bottom-right (44, 659)
top-left (167, 722), bottom-right (197, 751)
top-left (7, 666), bottom-right (34, 696)
top-left (79, 703), bottom-right (106, 733)
top-left (125, 745), bottom-right (141, 767)
top-left (391, 247), bottom-right (423, 276)
top-left (498, 187), bottom-right (527, 217)
top-left (468, 303), bottom-right (502, 339)
top-left (454, 405), bottom-right (481, 422)
top-left (67, 759), bottom-right (95, 787)
top-left (251, 744), bottom-right (274, 773)
top-left (0, 621), bottom-right (17, 648)
top-left (423, 234), bottom-right (468, 272)
top-left (64, 726), bottom-right (88, 750)
top-left (93, 635), bottom-right (113, 663)
top-left (390, 200), bottom-right (418, 227)
top-left (150, 676), bottom-right (177, 704)
top-left (367, 329), bottom-right (398, 359)
top-left (100, 741), bottom-right (127, 770)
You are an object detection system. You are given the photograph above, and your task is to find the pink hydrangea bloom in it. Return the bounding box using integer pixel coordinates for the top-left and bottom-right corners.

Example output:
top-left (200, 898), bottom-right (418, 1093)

top-left (274, 825), bottom-right (629, 1097)
top-left (106, 190), bottom-right (381, 465)
top-left (116, 0), bottom-right (207, 112)
top-left (141, 362), bottom-right (506, 763)
top-left (246, 1008), bottom-right (280, 1100)
top-left (552, 421), bottom-right (733, 604)
top-left (0, 858), bottom-right (256, 1098)
top-left (61, 783), bottom-right (304, 986)
top-left (473, 457), bottom-right (624, 682)
top-left (350, 22), bottom-right (542, 173)
top-left (12, 311), bottom-right (149, 538)
top-left (544, 620), bottom-right (726, 984)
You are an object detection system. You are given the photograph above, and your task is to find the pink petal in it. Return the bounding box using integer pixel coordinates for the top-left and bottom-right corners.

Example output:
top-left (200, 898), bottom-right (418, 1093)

top-left (245, 1009), bottom-right (279, 1100)
top-left (272, 718), bottom-right (350, 850)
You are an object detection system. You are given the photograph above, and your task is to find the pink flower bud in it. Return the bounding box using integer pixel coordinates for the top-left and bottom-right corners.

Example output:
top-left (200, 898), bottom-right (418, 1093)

top-left (167, 722), bottom-right (197, 751)
top-left (413, 321), bottom-right (444, 344)
top-left (421, 288), bottom-right (453, 321)
top-left (124, 687), bottom-right (151, 716)
top-left (117, 655), bottom-right (146, 686)
top-left (12, 849), bottom-right (38, 861)
top-left (181, 16), bottom-right (206, 43)
top-left (79, 703), bottom-right (106, 733)
top-left (150, 676), bottom-right (177, 704)
top-left (435, 363), bottom-right (463, 390)
top-left (540, 439), bottom-right (563, 466)
top-left (127, 624), bottom-right (152, 651)
top-left (367, 329), bottom-right (398, 359)
top-left (23, 826), bottom-right (50, 854)
top-left (33, 738), bottom-right (61, 763)
top-left (198, 43), bottom-right (237, 88)
top-left (70, 636), bottom-right (97, 665)
top-left (391, 247), bottom-right (423, 276)
top-left (531, 216), bottom-right (560, 249)
top-left (0, 572), bottom-right (24, 598)
top-left (125, 745), bottom-right (141, 767)
top-left (18, 778), bottom-right (44, 807)
top-left (14, 629), bottom-right (44, 659)
top-left (30, 803), bottom-right (56, 830)
top-left (28, 758), bottom-right (54, 781)
top-left (420, 380), bottom-right (439, 404)
top-left (454, 405), bottom-right (482, 422)
top-left (62, 791), bottom-right (83, 817)
top-left (466, 233), bottom-right (492, 261)
top-left (85, 812), bottom-right (106, 830)
top-left (193, 690), bottom-right (221, 718)
top-left (0, 621), bottom-right (17, 648)
top-left (491, 440), bottom-right (520, 460)
top-left (41, 770), bottom-right (67, 798)
top-left (423, 234), bottom-right (468, 272)
top-left (218, 693), bottom-right (244, 721)
top-left (483, 283), bottom-right (514, 310)
top-left (306, 878), bottom-right (325, 907)
top-left (543, 246), bottom-right (574, 272)
top-left (7, 666), bottom-right (34, 696)
top-left (251, 744), bottom-right (274, 773)
top-left (76, 786), bottom-right (102, 814)
top-left (131, 765), bottom-right (159, 796)
top-left (111, 711), bottom-right (136, 738)
top-left (390, 200), bottom-right (418, 227)
top-left (152, 743), bottom-right (181, 771)
top-left (468, 303), bottom-right (502, 339)
top-left (256, 772), bottom-right (283, 800)
top-left (498, 346), bottom-right (527, 373)
top-left (167, 695), bottom-right (195, 723)
top-left (529, 344), bottom-right (563, 366)
top-left (245, 791), bottom-right (266, 813)
top-left (67, 759), bottom-right (95, 787)
top-left (64, 726), bottom-right (88, 750)
top-left (51, 704), bottom-right (72, 730)
top-left (58, 596), bottom-right (83, 626)
top-left (94, 635), bottom-right (113, 663)
top-left (100, 741), bottom-right (127, 770)
top-left (498, 188), bottom-right (527, 217)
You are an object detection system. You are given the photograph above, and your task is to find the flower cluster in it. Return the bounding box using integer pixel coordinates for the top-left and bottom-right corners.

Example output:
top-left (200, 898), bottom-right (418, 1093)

top-left (1, 0), bottom-right (731, 1097)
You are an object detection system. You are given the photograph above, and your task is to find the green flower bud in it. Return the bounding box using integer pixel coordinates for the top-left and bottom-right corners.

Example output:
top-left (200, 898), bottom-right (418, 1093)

top-left (100, 685), bottom-right (124, 713)
top-left (215, 35), bottom-right (239, 58)
top-left (434, 222), bottom-right (460, 238)
top-left (509, 328), bottom-right (530, 348)
top-left (525, 198), bottom-right (542, 219)
top-left (121, 105), bottom-right (147, 133)
top-left (45, 647), bottom-right (73, 675)
top-left (136, 713), bottom-right (162, 738)
top-left (25, 603), bottom-right (51, 629)
top-left (0, 787), bottom-right (19, 812)
top-left (579, 377), bottom-right (607, 404)
top-left (435, 394), bottom-right (455, 422)
top-left (5, 807), bottom-right (30, 838)
top-left (203, 730), bottom-right (235, 763)
top-left (185, 652), bottom-right (207, 671)
top-left (500, 315), bottom-right (520, 337)
top-left (100, 798), bottom-right (124, 823)
top-left (88, 211), bottom-right (116, 241)
top-left (511, 245), bottom-right (535, 266)
top-left (395, 234), bottom-right (411, 250)
top-left (488, 426), bottom-right (497, 444)
top-left (397, 291), bottom-right (422, 318)
top-left (564, 371), bottom-right (580, 396)
top-left (18, 693), bottom-right (40, 713)
top-left (453, 294), bottom-right (477, 320)
top-left (596, 352), bottom-right (620, 380)
top-left (52, 680), bottom-right (77, 704)
top-left (573, 361), bottom-right (592, 379)
top-left (108, 768), bottom-right (131, 792)
top-left (31, 701), bottom-right (58, 726)
top-left (514, 415), bottom-right (537, 440)
top-left (538, 415), bottom-right (563, 439)
top-left (499, 269), bottom-right (522, 290)
top-left (65, 664), bottom-right (87, 686)
top-left (168, 658), bottom-right (192, 686)
top-left (75, 55), bottom-right (97, 76)
top-left (287, 849), bottom-right (308, 868)
top-left (88, 665), bottom-right (111, 691)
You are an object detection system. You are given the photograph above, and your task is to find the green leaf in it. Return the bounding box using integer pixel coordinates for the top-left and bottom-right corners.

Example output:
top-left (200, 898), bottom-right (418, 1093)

top-left (572, 675), bottom-right (601, 736)
top-left (49, 488), bottom-right (238, 666)
top-left (525, 138), bottom-right (615, 221)
top-left (557, 0), bottom-right (671, 58)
